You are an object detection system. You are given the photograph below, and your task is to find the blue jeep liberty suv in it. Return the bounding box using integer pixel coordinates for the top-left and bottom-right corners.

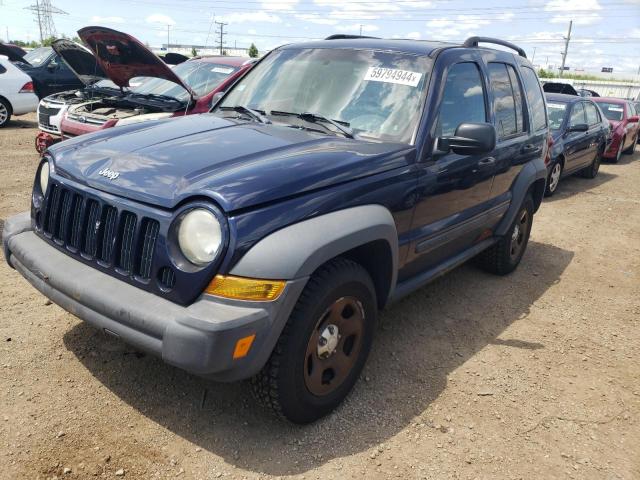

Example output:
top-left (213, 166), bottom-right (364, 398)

top-left (3, 35), bottom-right (549, 423)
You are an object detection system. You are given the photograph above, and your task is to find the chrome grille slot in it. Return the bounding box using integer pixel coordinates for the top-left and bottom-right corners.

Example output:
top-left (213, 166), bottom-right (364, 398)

top-left (117, 211), bottom-right (137, 273)
top-left (137, 219), bottom-right (159, 279)
top-left (99, 206), bottom-right (117, 263)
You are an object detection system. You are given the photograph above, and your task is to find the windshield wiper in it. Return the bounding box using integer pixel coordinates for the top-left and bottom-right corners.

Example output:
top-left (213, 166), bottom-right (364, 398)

top-left (219, 105), bottom-right (271, 124)
top-left (270, 110), bottom-right (353, 138)
top-left (129, 92), bottom-right (183, 103)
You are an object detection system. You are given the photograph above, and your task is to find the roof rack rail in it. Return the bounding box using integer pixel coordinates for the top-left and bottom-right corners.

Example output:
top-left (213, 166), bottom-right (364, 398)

top-left (463, 36), bottom-right (527, 58)
top-left (324, 34), bottom-right (380, 40)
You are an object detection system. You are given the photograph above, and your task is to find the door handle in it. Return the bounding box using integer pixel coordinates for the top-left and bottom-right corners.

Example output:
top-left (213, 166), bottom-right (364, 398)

top-left (477, 157), bottom-right (496, 166)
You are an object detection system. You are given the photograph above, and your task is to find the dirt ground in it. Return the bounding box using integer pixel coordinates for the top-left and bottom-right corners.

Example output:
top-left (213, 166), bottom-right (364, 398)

top-left (0, 113), bottom-right (638, 480)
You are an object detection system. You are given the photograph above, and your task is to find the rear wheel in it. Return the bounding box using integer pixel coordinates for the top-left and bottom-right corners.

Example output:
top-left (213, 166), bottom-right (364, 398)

top-left (545, 160), bottom-right (562, 197)
top-left (475, 195), bottom-right (534, 276)
top-left (252, 258), bottom-right (377, 424)
top-left (580, 150), bottom-right (601, 179)
top-left (0, 98), bottom-right (11, 128)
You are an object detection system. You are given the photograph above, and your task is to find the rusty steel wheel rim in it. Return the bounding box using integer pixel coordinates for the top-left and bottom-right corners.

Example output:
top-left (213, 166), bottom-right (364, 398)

top-left (304, 296), bottom-right (365, 396)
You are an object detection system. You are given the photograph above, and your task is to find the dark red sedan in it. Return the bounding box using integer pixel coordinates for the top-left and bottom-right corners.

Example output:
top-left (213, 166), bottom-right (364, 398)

top-left (593, 97), bottom-right (639, 162)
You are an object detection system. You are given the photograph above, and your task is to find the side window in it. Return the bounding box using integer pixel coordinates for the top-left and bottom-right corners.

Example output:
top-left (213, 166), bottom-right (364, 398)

top-left (584, 102), bottom-right (600, 125)
top-left (488, 63), bottom-right (524, 139)
top-left (0, 64), bottom-right (6, 74)
top-left (54, 55), bottom-right (70, 72)
top-left (436, 62), bottom-right (487, 138)
top-left (520, 66), bottom-right (547, 131)
top-left (628, 102), bottom-right (636, 117)
top-left (570, 102), bottom-right (586, 127)
top-left (506, 65), bottom-right (524, 131)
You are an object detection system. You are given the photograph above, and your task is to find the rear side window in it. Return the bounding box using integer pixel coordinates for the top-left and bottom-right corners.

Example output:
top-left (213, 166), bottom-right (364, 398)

top-left (436, 62), bottom-right (487, 137)
top-left (488, 63), bottom-right (524, 139)
top-left (570, 102), bottom-right (586, 127)
top-left (584, 102), bottom-right (601, 125)
top-left (520, 66), bottom-right (547, 131)
top-left (0, 64), bottom-right (6, 74)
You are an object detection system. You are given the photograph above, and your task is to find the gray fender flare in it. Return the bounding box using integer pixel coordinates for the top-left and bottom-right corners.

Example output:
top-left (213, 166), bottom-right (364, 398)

top-left (230, 204), bottom-right (399, 303)
top-left (495, 160), bottom-right (547, 236)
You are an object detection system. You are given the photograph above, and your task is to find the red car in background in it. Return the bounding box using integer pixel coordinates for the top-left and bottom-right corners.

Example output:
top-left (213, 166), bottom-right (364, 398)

top-left (56, 26), bottom-right (254, 141)
top-left (593, 97), bottom-right (639, 162)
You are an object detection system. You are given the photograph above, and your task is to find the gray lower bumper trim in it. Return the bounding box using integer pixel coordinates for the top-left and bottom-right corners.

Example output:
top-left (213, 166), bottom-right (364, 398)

top-left (4, 222), bottom-right (307, 381)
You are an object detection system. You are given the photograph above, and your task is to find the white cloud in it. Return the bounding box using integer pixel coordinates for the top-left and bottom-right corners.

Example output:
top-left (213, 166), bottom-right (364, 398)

top-left (334, 23), bottom-right (379, 32)
top-left (90, 16), bottom-right (125, 24)
top-left (248, 29), bottom-right (257, 35)
top-left (262, 0), bottom-right (299, 9)
top-left (295, 13), bottom-right (339, 25)
top-left (219, 11), bottom-right (281, 23)
top-left (146, 14), bottom-right (175, 26)
top-left (405, 31), bottom-right (422, 40)
top-left (545, 0), bottom-right (602, 25)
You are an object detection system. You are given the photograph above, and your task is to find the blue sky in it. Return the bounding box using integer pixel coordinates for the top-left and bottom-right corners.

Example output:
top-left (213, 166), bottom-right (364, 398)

top-left (2, 0), bottom-right (640, 76)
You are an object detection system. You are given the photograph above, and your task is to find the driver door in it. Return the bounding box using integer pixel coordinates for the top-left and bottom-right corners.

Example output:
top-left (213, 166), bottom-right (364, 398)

top-left (402, 58), bottom-right (496, 280)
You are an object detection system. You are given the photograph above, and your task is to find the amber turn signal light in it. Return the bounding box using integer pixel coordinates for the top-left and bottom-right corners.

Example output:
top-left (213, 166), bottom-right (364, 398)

top-left (205, 274), bottom-right (285, 301)
top-left (233, 334), bottom-right (256, 359)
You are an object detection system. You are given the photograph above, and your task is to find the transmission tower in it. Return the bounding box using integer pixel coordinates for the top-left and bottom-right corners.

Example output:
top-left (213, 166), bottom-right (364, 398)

top-left (25, 0), bottom-right (68, 43)
top-left (214, 21), bottom-right (228, 55)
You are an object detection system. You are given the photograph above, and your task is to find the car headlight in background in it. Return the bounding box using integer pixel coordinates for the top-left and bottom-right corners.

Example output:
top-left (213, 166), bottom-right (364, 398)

top-left (178, 208), bottom-right (223, 266)
top-left (39, 161), bottom-right (50, 194)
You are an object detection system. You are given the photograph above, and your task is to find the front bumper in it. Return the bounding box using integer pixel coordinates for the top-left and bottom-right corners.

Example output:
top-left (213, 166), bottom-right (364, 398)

top-left (3, 213), bottom-right (306, 382)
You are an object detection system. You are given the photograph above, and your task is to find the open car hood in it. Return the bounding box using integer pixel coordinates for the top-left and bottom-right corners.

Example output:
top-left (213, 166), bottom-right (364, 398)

top-left (52, 39), bottom-right (108, 86)
top-left (0, 42), bottom-right (29, 64)
top-left (78, 26), bottom-right (196, 98)
top-left (542, 82), bottom-right (578, 96)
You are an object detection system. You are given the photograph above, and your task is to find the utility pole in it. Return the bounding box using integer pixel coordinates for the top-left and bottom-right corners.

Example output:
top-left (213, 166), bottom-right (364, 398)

top-left (531, 47), bottom-right (537, 64)
top-left (214, 21), bottom-right (227, 55)
top-left (559, 20), bottom-right (572, 78)
top-left (359, 24), bottom-right (363, 36)
top-left (166, 24), bottom-right (171, 52)
top-left (25, 0), bottom-right (67, 44)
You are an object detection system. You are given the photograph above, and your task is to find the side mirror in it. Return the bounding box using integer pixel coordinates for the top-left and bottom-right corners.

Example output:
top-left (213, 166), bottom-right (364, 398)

top-left (628, 115), bottom-right (639, 123)
top-left (47, 61), bottom-right (58, 71)
top-left (209, 91), bottom-right (225, 109)
top-left (437, 122), bottom-right (496, 156)
top-left (568, 123), bottom-right (588, 132)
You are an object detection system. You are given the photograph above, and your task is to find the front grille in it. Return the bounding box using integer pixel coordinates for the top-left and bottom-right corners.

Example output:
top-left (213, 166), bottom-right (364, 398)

top-left (41, 183), bottom-right (160, 280)
top-left (40, 105), bottom-right (61, 116)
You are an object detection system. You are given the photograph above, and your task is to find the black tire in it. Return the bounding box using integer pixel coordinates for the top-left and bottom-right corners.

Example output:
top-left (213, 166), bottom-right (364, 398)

top-left (0, 98), bottom-right (12, 128)
top-left (611, 138), bottom-right (624, 163)
top-left (623, 134), bottom-right (637, 155)
top-left (580, 149), bottom-right (601, 179)
top-left (251, 258), bottom-right (377, 424)
top-left (544, 160), bottom-right (562, 197)
top-left (475, 194), bottom-right (534, 276)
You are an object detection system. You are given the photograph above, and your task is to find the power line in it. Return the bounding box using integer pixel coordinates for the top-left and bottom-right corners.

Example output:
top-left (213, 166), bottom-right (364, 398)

top-left (24, 0), bottom-right (67, 43)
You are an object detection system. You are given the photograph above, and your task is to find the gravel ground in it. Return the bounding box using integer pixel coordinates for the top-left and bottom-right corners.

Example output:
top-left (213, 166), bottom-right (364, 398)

top-left (1, 113), bottom-right (639, 480)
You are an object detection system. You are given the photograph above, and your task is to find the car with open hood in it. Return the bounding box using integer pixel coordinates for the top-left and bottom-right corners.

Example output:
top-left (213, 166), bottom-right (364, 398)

top-left (2, 45), bottom-right (85, 99)
top-left (3, 35), bottom-right (549, 423)
top-left (593, 97), bottom-right (639, 162)
top-left (35, 38), bottom-right (127, 152)
top-left (59, 26), bottom-right (254, 139)
top-left (543, 93), bottom-right (610, 196)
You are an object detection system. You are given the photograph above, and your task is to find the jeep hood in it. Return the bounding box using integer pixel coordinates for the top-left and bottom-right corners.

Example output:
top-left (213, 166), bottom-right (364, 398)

top-left (48, 114), bottom-right (411, 211)
top-left (52, 39), bottom-right (108, 86)
top-left (78, 26), bottom-right (196, 98)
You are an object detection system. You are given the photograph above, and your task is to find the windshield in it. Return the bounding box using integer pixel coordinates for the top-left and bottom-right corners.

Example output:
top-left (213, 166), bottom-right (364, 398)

top-left (131, 61), bottom-right (237, 101)
top-left (596, 102), bottom-right (624, 121)
top-left (547, 101), bottom-right (567, 130)
top-left (217, 47), bottom-right (432, 143)
top-left (23, 47), bottom-right (52, 67)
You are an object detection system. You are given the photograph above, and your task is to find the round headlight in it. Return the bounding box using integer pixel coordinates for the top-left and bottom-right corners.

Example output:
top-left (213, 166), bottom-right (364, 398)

top-left (39, 161), bottom-right (50, 194)
top-left (178, 209), bottom-right (222, 266)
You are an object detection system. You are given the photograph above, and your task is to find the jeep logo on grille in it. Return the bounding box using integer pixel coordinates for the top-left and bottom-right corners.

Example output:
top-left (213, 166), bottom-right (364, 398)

top-left (98, 168), bottom-right (120, 180)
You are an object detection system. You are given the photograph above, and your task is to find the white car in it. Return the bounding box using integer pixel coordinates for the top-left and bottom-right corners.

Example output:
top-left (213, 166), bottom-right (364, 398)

top-left (0, 55), bottom-right (39, 127)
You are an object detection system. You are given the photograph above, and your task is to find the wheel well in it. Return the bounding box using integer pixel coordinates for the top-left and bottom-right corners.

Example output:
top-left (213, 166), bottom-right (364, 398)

top-left (339, 239), bottom-right (393, 309)
top-left (556, 154), bottom-right (565, 168)
top-left (530, 178), bottom-right (546, 213)
top-left (0, 95), bottom-right (12, 114)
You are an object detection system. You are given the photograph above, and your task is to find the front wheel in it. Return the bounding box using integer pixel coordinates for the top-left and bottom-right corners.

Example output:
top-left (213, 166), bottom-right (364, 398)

top-left (252, 258), bottom-right (377, 424)
top-left (623, 134), bottom-right (637, 155)
top-left (474, 195), bottom-right (534, 276)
